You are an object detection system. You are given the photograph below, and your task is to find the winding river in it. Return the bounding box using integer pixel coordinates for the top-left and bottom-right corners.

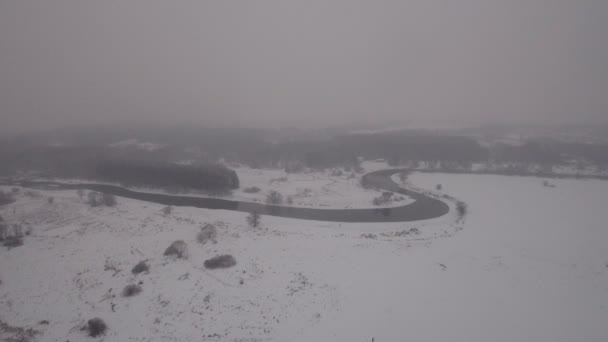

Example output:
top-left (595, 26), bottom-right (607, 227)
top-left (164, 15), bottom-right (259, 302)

top-left (2, 169), bottom-right (449, 223)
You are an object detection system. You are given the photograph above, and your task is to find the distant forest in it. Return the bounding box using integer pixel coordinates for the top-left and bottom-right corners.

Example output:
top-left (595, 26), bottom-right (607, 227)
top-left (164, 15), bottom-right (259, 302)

top-left (1, 126), bottom-right (608, 185)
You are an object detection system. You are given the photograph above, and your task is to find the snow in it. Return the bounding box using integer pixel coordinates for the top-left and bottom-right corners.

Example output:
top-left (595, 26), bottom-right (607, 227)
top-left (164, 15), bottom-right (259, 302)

top-left (1, 172), bottom-right (608, 341)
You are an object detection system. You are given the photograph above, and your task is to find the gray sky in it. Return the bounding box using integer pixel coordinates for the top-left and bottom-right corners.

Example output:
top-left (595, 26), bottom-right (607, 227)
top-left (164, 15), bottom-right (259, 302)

top-left (1, 0), bottom-right (606, 134)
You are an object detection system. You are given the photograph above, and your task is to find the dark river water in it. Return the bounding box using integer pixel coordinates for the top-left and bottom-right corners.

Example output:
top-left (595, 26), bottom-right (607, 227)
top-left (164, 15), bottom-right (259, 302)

top-left (2, 169), bottom-right (449, 223)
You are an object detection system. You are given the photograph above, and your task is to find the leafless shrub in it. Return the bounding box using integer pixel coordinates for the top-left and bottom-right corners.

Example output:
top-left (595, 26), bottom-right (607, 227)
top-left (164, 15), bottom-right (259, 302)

top-left (372, 192), bottom-right (393, 206)
top-left (162, 206), bottom-right (172, 216)
top-left (243, 186), bottom-right (261, 193)
top-left (197, 224), bottom-right (217, 244)
top-left (88, 192), bottom-right (116, 207)
top-left (77, 189), bottom-right (85, 199)
top-left (87, 192), bottom-right (101, 207)
top-left (286, 196), bottom-right (293, 205)
top-left (266, 190), bottom-right (283, 205)
top-left (102, 193), bottom-right (116, 206)
top-left (436, 184), bottom-right (443, 191)
top-left (247, 211), bottom-right (261, 228)
top-left (86, 318), bottom-right (107, 337)
top-left (47, 197), bottom-right (54, 204)
top-left (204, 255), bottom-right (236, 269)
top-left (131, 260), bottom-right (149, 275)
top-left (456, 201), bottom-right (467, 221)
top-left (122, 284), bottom-right (142, 297)
top-left (164, 240), bottom-right (188, 259)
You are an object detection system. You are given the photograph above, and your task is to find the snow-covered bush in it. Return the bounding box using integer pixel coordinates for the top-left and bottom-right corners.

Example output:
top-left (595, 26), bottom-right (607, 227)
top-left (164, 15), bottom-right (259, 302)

top-left (131, 260), bottom-right (149, 275)
top-left (197, 223), bottom-right (217, 244)
top-left (86, 318), bottom-right (107, 337)
top-left (204, 255), bottom-right (236, 269)
top-left (122, 284), bottom-right (142, 297)
top-left (164, 240), bottom-right (188, 259)
top-left (243, 186), bottom-right (261, 193)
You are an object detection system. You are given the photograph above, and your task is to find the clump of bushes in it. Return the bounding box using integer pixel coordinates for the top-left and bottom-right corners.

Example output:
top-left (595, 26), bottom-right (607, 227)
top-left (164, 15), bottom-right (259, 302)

top-left (204, 255), bottom-right (237, 269)
top-left (164, 240), bottom-right (188, 259)
top-left (243, 186), bottom-right (261, 193)
top-left (85, 318), bottom-right (107, 337)
top-left (0, 190), bottom-right (15, 206)
top-left (131, 260), bottom-right (149, 275)
top-left (372, 192), bottom-right (393, 206)
top-left (1, 220), bottom-right (24, 249)
top-left (266, 191), bottom-right (283, 205)
top-left (122, 284), bottom-right (143, 297)
top-left (197, 224), bottom-right (217, 244)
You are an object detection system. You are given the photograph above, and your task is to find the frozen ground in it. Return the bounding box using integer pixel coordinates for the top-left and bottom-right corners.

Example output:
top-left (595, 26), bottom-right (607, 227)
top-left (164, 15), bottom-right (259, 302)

top-left (1, 172), bottom-right (608, 341)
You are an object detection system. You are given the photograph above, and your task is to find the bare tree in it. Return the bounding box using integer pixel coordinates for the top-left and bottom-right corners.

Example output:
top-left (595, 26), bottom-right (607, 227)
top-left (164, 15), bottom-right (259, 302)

top-left (247, 211), bottom-right (261, 228)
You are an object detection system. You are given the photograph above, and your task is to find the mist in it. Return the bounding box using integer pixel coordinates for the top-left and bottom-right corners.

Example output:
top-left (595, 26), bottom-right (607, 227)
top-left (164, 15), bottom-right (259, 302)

top-left (1, 0), bottom-right (607, 134)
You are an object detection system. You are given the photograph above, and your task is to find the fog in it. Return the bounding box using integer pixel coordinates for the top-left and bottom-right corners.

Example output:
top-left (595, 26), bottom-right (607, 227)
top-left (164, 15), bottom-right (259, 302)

top-left (1, 0), bottom-right (606, 134)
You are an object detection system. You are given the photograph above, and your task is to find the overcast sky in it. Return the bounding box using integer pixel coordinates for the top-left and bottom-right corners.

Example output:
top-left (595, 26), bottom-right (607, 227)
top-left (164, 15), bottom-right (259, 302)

top-left (1, 0), bottom-right (606, 134)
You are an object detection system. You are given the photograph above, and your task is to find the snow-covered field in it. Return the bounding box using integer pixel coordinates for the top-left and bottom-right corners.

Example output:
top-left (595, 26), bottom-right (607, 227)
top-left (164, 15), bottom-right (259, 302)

top-left (1, 172), bottom-right (608, 341)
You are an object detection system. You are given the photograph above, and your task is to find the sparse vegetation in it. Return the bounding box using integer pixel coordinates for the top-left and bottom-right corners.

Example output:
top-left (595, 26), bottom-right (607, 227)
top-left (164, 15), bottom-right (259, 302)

top-left (436, 184), bottom-right (442, 191)
top-left (3, 235), bottom-right (23, 248)
top-left (1, 220), bottom-right (24, 248)
top-left (162, 206), bottom-right (172, 216)
top-left (77, 188), bottom-right (85, 199)
top-left (122, 284), bottom-right (143, 297)
top-left (197, 223), bottom-right (218, 244)
top-left (204, 255), bottom-right (236, 269)
top-left (164, 240), bottom-right (188, 258)
top-left (266, 190), bottom-right (283, 205)
top-left (87, 192), bottom-right (117, 207)
top-left (247, 211), bottom-right (261, 228)
top-left (131, 260), bottom-right (149, 275)
top-left (286, 195), bottom-right (293, 205)
top-left (456, 201), bottom-right (467, 221)
top-left (102, 193), bottom-right (116, 206)
top-left (86, 318), bottom-right (107, 337)
top-left (243, 186), bottom-right (261, 193)
top-left (47, 196), bottom-right (54, 204)
top-left (372, 192), bottom-right (393, 206)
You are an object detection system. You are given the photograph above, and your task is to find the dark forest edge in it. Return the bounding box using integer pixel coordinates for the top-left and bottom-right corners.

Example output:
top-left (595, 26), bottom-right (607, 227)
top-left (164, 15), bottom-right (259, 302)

top-left (1, 125), bottom-right (608, 182)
